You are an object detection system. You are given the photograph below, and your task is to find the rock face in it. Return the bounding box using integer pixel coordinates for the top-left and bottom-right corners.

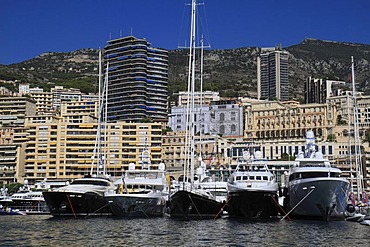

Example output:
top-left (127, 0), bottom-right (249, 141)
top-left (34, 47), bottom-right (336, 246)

top-left (1, 39), bottom-right (369, 100)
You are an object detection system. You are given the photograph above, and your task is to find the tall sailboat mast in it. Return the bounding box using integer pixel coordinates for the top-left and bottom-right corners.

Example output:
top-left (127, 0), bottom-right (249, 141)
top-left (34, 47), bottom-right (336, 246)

top-left (351, 56), bottom-right (364, 199)
top-left (189, 0), bottom-right (197, 184)
top-left (91, 50), bottom-right (103, 175)
top-left (346, 93), bottom-right (353, 192)
top-left (103, 62), bottom-right (109, 176)
top-left (198, 35), bottom-right (204, 164)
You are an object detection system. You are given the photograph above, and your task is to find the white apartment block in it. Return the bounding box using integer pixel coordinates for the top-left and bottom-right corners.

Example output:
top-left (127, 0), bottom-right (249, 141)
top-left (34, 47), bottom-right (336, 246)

top-left (209, 100), bottom-right (244, 137)
top-left (168, 105), bottom-right (211, 134)
top-left (177, 91), bottom-right (220, 106)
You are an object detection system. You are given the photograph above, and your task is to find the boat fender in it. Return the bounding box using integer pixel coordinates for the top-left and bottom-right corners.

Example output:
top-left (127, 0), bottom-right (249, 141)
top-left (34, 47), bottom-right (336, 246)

top-left (346, 204), bottom-right (355, 213)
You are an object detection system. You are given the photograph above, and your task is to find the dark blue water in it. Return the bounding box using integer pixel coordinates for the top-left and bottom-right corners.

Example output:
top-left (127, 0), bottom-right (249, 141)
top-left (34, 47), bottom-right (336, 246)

top-left (1, 215), bottom-right (369, 246)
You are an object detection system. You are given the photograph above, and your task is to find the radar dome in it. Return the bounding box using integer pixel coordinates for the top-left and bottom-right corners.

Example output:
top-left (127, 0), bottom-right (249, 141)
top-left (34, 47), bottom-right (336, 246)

top-left (315, 152), bottom-right (323, 159)
top-left (254, 151), bottom-right (262, 159)
top-left (158, 163), bottom-right (165, 171)
top-left (196, 167), bottom-right (204, 176)
top-left (306, 130), bottom-right (315, 139)
top-left (297, 152), bottom-right (304, 159)
top-left (128, 163), bottom-right (135, 170)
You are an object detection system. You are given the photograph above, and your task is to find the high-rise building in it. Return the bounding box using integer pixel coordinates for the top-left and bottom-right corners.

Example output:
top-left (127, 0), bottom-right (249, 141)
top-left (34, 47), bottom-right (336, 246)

top-left (104, 36), bottom-right (168, 123)
top-left (257, 47), bottom-right (289, 101)
top-left (305, 77), bottom-right (347, 104)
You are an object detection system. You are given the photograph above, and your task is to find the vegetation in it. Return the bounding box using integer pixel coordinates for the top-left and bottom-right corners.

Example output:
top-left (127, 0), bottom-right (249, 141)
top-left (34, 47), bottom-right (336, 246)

top-left (336, 115), bottom-right (347, 125)
top-left (281, 153), bottom-right (295, 161)
top-left (3, 183), bottom-right (23, 194)
top-left (1, 39), bottom-right (370, 99)
top-left (327, 134), bottom-right (336, 142)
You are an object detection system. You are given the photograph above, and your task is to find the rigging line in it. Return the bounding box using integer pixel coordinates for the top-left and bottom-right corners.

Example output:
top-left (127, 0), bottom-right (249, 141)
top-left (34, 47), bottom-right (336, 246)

top-left (199, 0), bottom-right (211, 47)
top-left (66, 194), bottom-right (76, 219)
top-left (187, 193), bottom-right (202, 219)
top-left (178, 0), bottom-right (190, 49)
top-left (280, 188), bottom-right (315, 221)
top-left (133, 203), bottom-right (150, 219)
top-left (270, 194), bottom-right (290, 220)
top-left (214, 196), bottom-right (231, 220)
top-left (84, 201), bottom-right (112, 219)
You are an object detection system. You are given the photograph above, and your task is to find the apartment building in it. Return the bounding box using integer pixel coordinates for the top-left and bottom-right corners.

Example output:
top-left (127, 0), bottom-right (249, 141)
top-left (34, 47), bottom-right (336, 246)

top-left (177, 91), bottom-right (220, 106)
top-left (0, 97), bottom-right (35, 184)
top-left (29, 90), bottom-right (54, 115)
top-left (168, 105), bottom-right (211, 133)
top-left (209, 100), bottom-right (244, 137)
top-left (161, 131), bottom-right (231, 171)
top-left (23, 119), bottom-right (163, 184)
top-left (104, 35), bottom-right (168, 122)
top-left (305, 77), bottom-right (347, 104)
top-left (51, 86), bottom-right (82, 111)
top-left (60, 100), bottom-right (99, 123)
top-left (257, 47), bottom-right (289, 101)
top-left (244, 100), bottom-right (337, 159)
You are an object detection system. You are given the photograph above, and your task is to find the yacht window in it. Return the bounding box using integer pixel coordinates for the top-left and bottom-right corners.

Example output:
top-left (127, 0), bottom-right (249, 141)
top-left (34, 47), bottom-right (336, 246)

top-left (249, 176), bottom-right (255, 180)
top-left (263, 176), bottom-right (268, 181)
top-left (236, 176), bottom-right (241, 181)
top-left (243, 176), bottom-right (248, 180)
top-left (71, 180), bottom-right (110, 186)
top-left (256, 176), bottom-right (262, 180)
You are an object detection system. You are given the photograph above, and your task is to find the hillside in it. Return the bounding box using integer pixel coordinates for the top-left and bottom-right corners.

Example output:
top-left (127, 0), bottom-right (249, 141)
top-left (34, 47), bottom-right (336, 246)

top-left (1, 39), bottom-right (369, 102)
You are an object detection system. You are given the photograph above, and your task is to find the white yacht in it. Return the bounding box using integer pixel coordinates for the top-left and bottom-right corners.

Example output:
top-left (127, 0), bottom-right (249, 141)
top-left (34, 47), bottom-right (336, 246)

top-left (284, 130), bottom-right (350, 221)
top-left (105, 163), bottom-right (169, 217)
top-left (227, 151), bottom-right (279, 218)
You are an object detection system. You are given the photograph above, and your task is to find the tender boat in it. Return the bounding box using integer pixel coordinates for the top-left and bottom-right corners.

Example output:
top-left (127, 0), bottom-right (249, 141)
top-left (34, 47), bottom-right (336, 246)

top-left (284, 130), bottom-right (350, 221)
top-left (227, 151), bottom-right (279, 218)
top-left (105, 162), bottom-right (169, 217)
top-left (0, 208), bottom-right (27, 216)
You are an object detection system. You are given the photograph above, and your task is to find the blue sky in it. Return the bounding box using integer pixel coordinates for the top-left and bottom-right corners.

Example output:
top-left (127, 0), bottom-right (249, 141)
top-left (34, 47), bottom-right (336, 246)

top-left (1, 0), bottom-right (369, 65)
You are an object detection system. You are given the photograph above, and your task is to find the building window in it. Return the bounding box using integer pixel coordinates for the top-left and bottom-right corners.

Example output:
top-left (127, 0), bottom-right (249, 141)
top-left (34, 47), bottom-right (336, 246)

top-left (231, 124), bottom-right (236, 132)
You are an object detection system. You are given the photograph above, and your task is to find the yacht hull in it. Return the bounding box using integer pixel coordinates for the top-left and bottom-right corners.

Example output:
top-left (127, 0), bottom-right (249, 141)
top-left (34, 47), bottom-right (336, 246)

top-left (169, 190), bottom-right (224, 219)
top-left (43, 191), bottom-right (112, 217)
top-left (288, 178), bottom-right (349, 220)
top-left (227, 190), bottom-right (279, 218)
top-left (106, 194), bottom-right (166, 217)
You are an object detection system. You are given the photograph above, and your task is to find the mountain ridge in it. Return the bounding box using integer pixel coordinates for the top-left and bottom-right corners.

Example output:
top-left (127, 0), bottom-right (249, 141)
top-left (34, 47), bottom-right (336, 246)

top-left (1, 38), bottom-right (369, 102)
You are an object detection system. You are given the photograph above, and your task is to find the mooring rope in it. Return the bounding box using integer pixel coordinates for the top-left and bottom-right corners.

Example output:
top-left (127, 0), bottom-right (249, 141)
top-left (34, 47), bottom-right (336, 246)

top-left (280, 188), bottom-right (315, 221)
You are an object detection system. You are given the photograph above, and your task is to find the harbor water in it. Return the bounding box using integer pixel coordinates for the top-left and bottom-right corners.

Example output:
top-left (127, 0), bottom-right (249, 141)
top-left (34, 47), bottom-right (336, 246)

top-left (1, 215), bottom-right (369, 246)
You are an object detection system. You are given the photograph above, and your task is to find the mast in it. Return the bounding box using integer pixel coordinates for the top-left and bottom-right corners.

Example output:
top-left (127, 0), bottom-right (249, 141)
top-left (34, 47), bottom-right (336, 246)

top-left (346, 93), bottom-right (353, 192)
top-left (351, 56), bottom-right (363, 199)
top-left (91, 50), bottom-right (103, 175)
top-left (199, 35), bottom-right (204, 166)
top-left (103, 62), bottom-right (109, 175)
top-left (189, 0), bottom-right (196, 184)
top-left (182, 0), bottom-right (195, 187)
